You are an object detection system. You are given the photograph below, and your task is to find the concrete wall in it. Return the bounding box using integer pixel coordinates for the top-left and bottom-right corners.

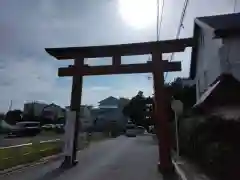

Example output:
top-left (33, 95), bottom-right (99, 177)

top-left (220, 37), bottom-right (240, 81)
top-left (195, 29), bottom-right (223, 100)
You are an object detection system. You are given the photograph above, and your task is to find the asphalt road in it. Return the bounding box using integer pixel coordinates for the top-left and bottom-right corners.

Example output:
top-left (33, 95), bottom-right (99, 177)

top-left (1, 135), bottom-right (176, 180)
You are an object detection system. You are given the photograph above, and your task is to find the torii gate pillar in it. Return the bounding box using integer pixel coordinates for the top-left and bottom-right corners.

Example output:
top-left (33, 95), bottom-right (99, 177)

top-left (152, 51), bottom-right (173, 172)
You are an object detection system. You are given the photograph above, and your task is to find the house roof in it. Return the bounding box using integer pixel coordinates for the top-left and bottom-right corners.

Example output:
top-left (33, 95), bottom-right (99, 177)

top-left (190, 13), bottom-right (240, 79)
top-left (198, 13), bottom-right (240, 33)
top-left (194, 74), bottom-right (240, 108)
top-left (98, 96), bottom-right (119, 106)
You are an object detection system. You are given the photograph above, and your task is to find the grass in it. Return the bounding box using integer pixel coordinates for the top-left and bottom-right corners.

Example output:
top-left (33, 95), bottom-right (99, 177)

top-left (0, 132), bottom-right (107, 171)
top-left (0, 140), bottom-right (62, 171)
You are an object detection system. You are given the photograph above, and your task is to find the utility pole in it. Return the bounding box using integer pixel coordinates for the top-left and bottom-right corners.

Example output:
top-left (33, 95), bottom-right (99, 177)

top-left (8, 100), bottom-right (13, 111)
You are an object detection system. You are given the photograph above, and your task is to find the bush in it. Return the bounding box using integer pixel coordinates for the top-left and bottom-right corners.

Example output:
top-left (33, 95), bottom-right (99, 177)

top-left (179, 116), bottom-right (240, 179)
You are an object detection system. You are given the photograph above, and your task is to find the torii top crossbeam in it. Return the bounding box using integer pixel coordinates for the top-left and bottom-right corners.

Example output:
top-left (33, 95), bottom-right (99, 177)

top-left (46, 38), bottom-right (193, 59)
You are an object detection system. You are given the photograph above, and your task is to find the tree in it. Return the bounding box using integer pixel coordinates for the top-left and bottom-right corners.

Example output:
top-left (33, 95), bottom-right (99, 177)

top-left (5, 109), bottom-right (22, 125)
top-left (166, 78), bottom-right (196, 111)
top-left (0, 113), bottom-right (5, 120)
top-left (123, 91), bottom-right (151, 131)
top-left (123, 79), bottom-right (196, 131)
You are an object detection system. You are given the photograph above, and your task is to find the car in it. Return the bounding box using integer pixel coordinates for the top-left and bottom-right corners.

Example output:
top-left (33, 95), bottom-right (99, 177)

top-left (135, 126), bottom-right (145, 135)
top-left (41, 124), bottom-right (56, 131)
top-left (125, 123), bottom-right (137, 137)
top-left (55, 124), bottom-right (65, 134)
top-left (9, 121), bottom-right (41, 137)
top-left (125, 129), bottom-right (137, 137)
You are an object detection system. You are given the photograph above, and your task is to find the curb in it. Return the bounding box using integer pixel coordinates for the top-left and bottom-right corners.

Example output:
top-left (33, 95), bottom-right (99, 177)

top-left (172, 156), bottom-right (211, 180)
top-left (172, 159), bottom-right (187, 180)
top-left (0, 153), bottom-right (64, 176)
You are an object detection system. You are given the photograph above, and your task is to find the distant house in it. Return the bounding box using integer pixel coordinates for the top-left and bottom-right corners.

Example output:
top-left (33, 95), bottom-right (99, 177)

top-left (190, 12), bottom-right (240, 119)
top-left (92, 96), bottom-right (129, 131)
top-left (98, 96), bottom-right (119, 108)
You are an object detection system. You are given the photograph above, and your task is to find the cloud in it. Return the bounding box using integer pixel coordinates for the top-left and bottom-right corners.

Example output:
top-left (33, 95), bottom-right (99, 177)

top-left (0, 0), bottom-right (239, 112)
top-left (89, 86), bottom-right (112, 91)
top-left (0, 57), bottom-right (71, 111)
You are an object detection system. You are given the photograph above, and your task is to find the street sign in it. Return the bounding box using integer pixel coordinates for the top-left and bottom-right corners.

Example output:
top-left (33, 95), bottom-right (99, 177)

top-left (171, 99), bottom-right (183, 115)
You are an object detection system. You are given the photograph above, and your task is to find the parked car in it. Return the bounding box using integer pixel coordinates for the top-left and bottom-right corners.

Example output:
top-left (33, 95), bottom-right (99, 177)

top-left (41, 124), bottom-right (56, 131)
top-left (55, 124), bottom-right (65, 134)
top-left (135, 126), bottom-right (145, 135)
top-left (125, 123), bottom-right (137, 137)
top-left (8, 121), bottom-right (41, 137)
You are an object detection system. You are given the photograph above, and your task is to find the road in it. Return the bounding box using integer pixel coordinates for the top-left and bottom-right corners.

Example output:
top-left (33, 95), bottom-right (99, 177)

top-left (1, 135), bottom-right (176, 180)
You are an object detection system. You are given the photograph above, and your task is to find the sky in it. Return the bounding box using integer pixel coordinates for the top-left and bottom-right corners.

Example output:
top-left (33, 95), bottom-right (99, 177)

top-left (0, 0), bottom-right (239, 112)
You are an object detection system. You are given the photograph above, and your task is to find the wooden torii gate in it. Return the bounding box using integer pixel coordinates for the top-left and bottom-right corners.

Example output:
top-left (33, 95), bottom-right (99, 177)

top-left (45, 38), bottom-right (193, 173)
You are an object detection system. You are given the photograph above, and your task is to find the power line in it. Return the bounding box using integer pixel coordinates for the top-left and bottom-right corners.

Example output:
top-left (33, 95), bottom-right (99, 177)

top-left (156, 0), bottom-right (165, 41)
top-left (233, 0), bottom-right (237, 13)
top-left (164, 0), bottom-right (190, 81)
top-left (156, 0), bottom-right (160, 40)
top-left (147, 0), bottom-right (165, 80)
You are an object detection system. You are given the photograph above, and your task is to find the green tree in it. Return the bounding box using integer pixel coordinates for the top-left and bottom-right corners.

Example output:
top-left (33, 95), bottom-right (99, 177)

top-left (5, 109), bottom-right (22, 125)
top-left (123, 91), bottom-right (150, 130)
top-left (166, 78), bottom-right (196, 111)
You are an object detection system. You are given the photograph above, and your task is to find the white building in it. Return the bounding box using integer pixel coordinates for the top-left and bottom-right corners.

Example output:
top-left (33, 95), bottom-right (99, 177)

top-left (92, 96), bottom-right (129, 130)
top-left (24, 102), bottom-right (65, 120)
top-left (190, 12), bottom-right (240, 119)
top-left (190, 12), bottom-right (240, 100)
top-left (65, 105), bottom-right (93, 130)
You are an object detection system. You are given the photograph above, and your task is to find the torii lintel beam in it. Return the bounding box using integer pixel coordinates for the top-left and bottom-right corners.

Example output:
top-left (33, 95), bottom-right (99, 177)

top-left (45, 38), bottom-right (193, 59)
top-left (58, 61), bottom-right (181, 77)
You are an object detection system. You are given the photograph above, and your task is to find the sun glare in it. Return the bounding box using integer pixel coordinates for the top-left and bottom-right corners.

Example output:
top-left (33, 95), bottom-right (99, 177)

top-left (118, 0), bottom-right (157, 29)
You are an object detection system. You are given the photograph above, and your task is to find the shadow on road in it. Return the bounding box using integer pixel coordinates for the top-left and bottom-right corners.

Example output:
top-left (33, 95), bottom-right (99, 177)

top-left (134, 136), bottom-right (158, 146)
top-left (162, 172), bottom-right (179, 180)
top-left (36, 167), bottom-right (68, 180)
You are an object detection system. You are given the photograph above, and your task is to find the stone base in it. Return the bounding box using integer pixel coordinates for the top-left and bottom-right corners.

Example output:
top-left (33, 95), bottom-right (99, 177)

top-left (60, 156), bottom-right (78, 169)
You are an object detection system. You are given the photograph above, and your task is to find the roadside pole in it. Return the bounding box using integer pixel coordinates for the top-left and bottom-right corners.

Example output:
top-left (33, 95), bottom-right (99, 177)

top-left (171, 99), bottom-right (183, 157)
top-left (174, 111), bottom-right (179, 156)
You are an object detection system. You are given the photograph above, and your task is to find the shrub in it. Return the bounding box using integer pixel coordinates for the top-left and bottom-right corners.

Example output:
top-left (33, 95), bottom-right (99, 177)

top-left (178, 115), bottom-right (240, 179)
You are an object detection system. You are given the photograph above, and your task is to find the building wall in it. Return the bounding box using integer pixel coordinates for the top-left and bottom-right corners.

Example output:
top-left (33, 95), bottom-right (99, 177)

top-left (24, 102), bottom-right (64, 119)
top-left (92, 108), bottom-right (128, 131)
top-left (91, 97), bottom-right (129, 131)
top-left (220, 37), bottom-right (240, 81)
top-left (23, 102), bottom-right (46, 116)
top-left (195, 28), bottom-right (223, 100)
top-left (79, 106), bottom-right (93, 130)
top-left (66, 106), bottom-right (93, 130)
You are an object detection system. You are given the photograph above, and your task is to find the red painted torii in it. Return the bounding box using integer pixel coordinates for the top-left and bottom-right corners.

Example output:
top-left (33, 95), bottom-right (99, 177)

top-left (45, 38), bottom-right (193, 173)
